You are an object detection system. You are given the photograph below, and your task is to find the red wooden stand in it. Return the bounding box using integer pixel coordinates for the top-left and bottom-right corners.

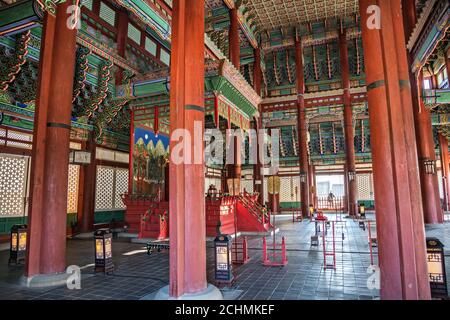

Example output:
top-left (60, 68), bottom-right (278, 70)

top-left (232, 236), bottom-right (250, 265)
top-left (262, 236), bottom-right (288, 267)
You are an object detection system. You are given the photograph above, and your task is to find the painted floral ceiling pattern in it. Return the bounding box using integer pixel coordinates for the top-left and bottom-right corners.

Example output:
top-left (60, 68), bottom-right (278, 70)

top-left (243, 0), bottom-right (359, 31)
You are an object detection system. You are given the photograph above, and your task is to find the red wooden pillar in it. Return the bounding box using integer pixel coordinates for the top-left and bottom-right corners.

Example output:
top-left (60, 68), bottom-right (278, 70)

top-left (415, 71), bottom-right (443, 224)
top-left (401, 0), bottom-right (417, 41)
top-left (128, 108), bottom-right (134, 194)
top-left (403, 0), bottom-right (442, 224)
top-left (359, 0), bottom-right (431, 300)
top-left (115, 9), bottom-right (128, 85)
top-left (308, 164), bottom-right (316, 207)
top-left (439, 134), bottom-right (450, 211)
top-left (78, 136), bottom-right (97, 233)
top-left (227, 6), bottom-right (241, 186)
top-left (253, 47), bottom-right (264, 204)
top-left (253, 47), bottom-right (262, 95)
top-left (26, 3), bottom-right (77, 278)
top-left (229, 7), bottom-right (240, 69)
top-left (164, 164), bottom-right (170, 201)
top-left (339, 30), bottom-right (357, 217)
top-left (169, 0), bottom-right (207, 297)
top-left (294, 36), bottom-right (310, 217)
top-left (392, 0), bottom-right (433, 297)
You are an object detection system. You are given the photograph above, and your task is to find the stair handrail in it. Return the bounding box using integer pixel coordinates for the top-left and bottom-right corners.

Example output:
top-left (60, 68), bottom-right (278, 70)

top-left (238, 192), bottom-right (271, 225)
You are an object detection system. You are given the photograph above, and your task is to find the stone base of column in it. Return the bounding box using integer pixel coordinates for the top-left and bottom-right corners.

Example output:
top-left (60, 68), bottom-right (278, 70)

top-left (21, 272), bottom-right (70, 288)
top-left (143, 284), bottom-right (223, 300)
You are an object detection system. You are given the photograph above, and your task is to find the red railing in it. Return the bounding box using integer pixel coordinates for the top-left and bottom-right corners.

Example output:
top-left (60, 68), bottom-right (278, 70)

top-left (238, 192), bottom-right (271, 225)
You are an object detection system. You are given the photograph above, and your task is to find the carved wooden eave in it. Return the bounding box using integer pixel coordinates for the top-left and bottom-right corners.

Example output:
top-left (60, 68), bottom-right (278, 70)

top-left (218, 59), bottom-right (262, 108)
top-left (407, 0), bottom-right (437, 51)
top-left (408, 0), bottom-right (449, 73)
top-left (36, 0), bottom-right (65, 16)
top-left (76, 32), bottom-right (140, 75)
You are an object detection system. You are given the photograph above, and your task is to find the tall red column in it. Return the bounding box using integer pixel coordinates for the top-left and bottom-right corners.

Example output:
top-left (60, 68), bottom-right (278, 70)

top-left (415, 71), bottom-right (443, 223)
top-left (115, 9), bottom-right (128, 85)
top-left (169, 0), bottom-right (207, 297)
top-left (78, 135), bottom-right (97, 233)
top-left (308, 163), bottom-right (316, 207)
top-left (404, 0), bottom-right (442, 224)
top-left (295, 37), bottom-right (310, 217)
top-left (26, 3), bottom-right (77, 278)
top-left (229, 7), bottom-right (240, 69)
top-left (226, 6), bottom-right (241, 188)
top-left (392, 0), bottom-right (432, 298)
top-left (359, 0), bottom-right (431, 300)
top-left (339, 30), bottom-right (357, 216)
top-left (403, 0), bottom-right (442, 224)
top-left (253, 47), bottom-right (264, 204)
top-left (439, 133), bottom-right (449, 211)
top-left (253, 47), bottom-right (262, 95)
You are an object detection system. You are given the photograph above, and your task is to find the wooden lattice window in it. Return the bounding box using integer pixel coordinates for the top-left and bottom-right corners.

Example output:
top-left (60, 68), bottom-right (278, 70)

top-left (0, 154), bottom-right (29, 217)
top-left (95, 166), bottom-right (128, 211)
top-left (114, 168), bottom-right (128, 209)
top-left (99, 2), bottom-right (116, 27)
top-left (145, 37), bottom-right (157, 56)
top-left (356, 173), bottom-right (374, 200)
top-left (241, 179), bottom-right (254, 194)
top-left (127, 23), bottom-right (141, 45)
top-left (67, 165), bottom-right (80, 213)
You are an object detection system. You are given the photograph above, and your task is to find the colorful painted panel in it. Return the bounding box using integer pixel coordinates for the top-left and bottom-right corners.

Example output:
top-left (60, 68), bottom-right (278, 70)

top-left (132, 126), bottom-right (169, 196)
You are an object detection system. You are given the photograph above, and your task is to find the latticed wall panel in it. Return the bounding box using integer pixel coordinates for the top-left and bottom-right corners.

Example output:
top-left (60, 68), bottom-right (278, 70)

top-left (95, 166), bottom-right (129, 211)
top-left (437, 169), bottom-right (444, 199)
top-left (356, 173), bottom-right (374, 200)
top-left (279, 176), bottom-right (300, 202)
top-left (0, 154), bottom-right (29, 217)
top-left (114, 168), bottom-right (128, 209)
top-left (292, 176), bottom-right (300, 202)
top-left (0, 128), bottom-right (6, 146)
top-left (241, 179), bottom-right (254, 193)
top-left (263, 177), bottom-right (268, 203)
top-left (95, 166), bottom-right (115, 210)
top-left (280, 177), bottom-right (291, 202)
top-left (0, 130), bottom-right (33, 149)
top-left (263, 176), bottom-right (301, 203)
top-left (67, 165), bottom-right (80, 213)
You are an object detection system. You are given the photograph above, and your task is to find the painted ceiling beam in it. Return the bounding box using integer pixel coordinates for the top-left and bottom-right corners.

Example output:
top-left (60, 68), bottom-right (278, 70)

top-left (262, 27), bottom-right (361, 53)
top-left (0, 0), bottom-right (43, 36)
